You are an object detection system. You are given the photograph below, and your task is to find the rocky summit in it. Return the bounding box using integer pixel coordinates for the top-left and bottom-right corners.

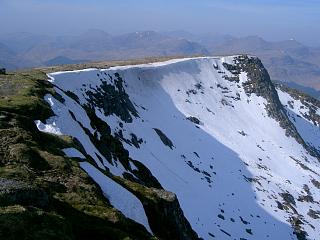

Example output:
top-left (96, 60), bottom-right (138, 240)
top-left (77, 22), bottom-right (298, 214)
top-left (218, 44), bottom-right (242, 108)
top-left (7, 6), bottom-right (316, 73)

top-left (1, 55), bottom-right (320, 240)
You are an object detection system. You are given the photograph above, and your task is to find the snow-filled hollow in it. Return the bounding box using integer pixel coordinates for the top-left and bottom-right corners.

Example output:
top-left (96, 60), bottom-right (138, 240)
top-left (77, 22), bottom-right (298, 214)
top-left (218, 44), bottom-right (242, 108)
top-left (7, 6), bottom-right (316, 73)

top-left (36, 56), bottom-right (320, 240)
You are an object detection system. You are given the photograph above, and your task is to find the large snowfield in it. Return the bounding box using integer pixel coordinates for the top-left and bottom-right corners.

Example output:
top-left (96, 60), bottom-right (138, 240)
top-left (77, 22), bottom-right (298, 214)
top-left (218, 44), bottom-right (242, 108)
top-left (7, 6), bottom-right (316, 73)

top-left (36, 56), bottom-right (320, 239)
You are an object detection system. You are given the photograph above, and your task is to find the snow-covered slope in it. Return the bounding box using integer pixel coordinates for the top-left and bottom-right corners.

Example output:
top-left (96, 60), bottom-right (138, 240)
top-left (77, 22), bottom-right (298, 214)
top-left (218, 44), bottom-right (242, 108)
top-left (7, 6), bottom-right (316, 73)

top-left (37, 55), bottom-right (320, 240)
top-left (277, 85), bottom-right (320, 154)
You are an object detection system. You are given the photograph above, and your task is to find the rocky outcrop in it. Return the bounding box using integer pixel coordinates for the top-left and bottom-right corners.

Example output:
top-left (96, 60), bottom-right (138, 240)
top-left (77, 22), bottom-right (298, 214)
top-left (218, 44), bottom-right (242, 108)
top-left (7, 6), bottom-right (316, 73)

top-left (223, 55), bottom-right (319, 159)
top-left (0, 178), bottom-right (49, 208)
top-left (85, 72), bottom-right (139, 123)
top-left (114, 177), bottom-right (199, 240)
top-left (153, 128), bottom-right (174, 149)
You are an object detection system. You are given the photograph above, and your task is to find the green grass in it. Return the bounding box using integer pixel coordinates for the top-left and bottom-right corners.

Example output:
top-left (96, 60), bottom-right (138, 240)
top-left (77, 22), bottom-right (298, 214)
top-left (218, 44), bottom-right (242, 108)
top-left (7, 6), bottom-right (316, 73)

top-left (0, 70), bottom-right (53, 120)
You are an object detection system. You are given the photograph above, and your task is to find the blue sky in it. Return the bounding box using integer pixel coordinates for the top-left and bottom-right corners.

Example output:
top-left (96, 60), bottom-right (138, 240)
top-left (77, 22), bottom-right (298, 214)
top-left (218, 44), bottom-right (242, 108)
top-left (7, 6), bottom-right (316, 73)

top-left (0, 0), bottom-right (319, 46)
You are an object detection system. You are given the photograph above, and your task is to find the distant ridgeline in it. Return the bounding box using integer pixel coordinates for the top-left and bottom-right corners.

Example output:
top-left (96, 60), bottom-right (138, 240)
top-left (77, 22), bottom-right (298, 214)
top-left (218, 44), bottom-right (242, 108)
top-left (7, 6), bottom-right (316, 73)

top-left (273, 80), bottom-right (320, 100)
top-left (1, 55), bottom-right (320, 240)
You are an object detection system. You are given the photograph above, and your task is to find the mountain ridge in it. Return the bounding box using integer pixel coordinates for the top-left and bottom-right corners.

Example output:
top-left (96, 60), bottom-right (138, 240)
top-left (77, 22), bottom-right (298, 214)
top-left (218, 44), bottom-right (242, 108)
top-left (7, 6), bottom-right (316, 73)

top-left (33, 55), bottom-right (320, 239)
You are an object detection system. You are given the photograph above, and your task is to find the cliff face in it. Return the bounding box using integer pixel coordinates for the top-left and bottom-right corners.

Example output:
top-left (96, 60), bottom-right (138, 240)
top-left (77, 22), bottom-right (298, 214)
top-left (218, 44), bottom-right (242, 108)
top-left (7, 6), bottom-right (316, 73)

top-left (2, 55), bottom-right (320, 240)
top-left (224, 56), bottom-right (320, 159)
top-left (276, 83), bottom-right (320, 159)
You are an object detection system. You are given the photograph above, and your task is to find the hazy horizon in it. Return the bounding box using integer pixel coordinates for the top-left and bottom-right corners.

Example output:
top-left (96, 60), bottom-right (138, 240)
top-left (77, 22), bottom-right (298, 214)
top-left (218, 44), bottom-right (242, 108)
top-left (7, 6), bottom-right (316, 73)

top-left (0, 0), bottom-right (319, 47)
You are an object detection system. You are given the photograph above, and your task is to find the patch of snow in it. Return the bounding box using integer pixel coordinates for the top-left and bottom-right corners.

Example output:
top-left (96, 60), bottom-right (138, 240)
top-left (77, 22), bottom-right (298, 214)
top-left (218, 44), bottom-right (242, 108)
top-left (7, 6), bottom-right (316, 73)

top-left (130, 161), bottom-right (138, 171)
top-left (62, 148), bottom-right (85, 159)
top-left (35, 119), bottom-right (62, 135)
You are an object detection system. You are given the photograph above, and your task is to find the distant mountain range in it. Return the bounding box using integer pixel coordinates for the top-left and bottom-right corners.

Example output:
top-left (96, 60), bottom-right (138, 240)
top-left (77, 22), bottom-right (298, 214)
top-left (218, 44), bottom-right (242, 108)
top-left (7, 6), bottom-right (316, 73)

top-left (1, 30), bottom-right (320, 90)
top-left (0, 30), bottom-right (208, 70)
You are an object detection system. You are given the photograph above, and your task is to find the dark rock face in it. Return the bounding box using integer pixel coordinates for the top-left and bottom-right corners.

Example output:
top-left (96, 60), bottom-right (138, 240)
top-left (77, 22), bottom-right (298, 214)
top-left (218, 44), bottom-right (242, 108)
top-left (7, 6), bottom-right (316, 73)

top-left (115, 178), bottom-right (199, 240)
top-left (0, 178), bottom-right (49, 208)
top-left (280, 192), bottom-right (296, 206)
top-left (149, 190), bottom-right (199, 240)
top-left (223, 55), bottom-right (319, 160)
top-left (85, 72), bottom-right (139, 123)
top-left (290, 216), bottom-right (309, 240)
top-left (307, 209), bottom-right (320, 219)
top-left (186, 116), bottom-right (202, 125)
top-left (153, 128), bottom-right (174, 149)
top-left (68, 104), bottom-right (162, 189)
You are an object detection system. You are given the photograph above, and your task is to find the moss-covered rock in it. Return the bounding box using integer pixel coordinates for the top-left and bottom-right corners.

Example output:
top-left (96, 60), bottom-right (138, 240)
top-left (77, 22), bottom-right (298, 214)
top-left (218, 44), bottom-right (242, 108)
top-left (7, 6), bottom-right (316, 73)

top-left (112, 177), bottom-right (199, 240)
top-left (0, 205), bottom-right (73, 240)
